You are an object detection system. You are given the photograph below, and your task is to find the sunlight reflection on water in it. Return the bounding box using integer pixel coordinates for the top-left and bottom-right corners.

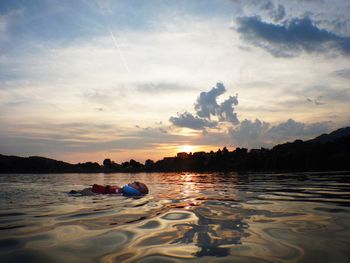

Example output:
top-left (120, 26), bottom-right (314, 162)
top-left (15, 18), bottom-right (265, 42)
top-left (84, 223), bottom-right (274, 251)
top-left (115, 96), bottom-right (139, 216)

top-left (0, 172), bottom-right (350, 262)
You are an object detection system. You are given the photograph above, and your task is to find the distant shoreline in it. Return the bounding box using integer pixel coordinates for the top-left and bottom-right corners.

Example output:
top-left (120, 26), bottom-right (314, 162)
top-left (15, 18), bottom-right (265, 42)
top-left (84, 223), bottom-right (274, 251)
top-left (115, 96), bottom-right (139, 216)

top-left (1, 170), bottom-right (350, 175)
top-left (1, 127), bottom-right (350, 174)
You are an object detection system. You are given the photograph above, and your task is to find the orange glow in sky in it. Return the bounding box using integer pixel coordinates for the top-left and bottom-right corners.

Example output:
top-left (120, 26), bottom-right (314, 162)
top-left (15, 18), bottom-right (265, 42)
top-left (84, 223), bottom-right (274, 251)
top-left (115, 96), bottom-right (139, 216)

top-left (177, 145), bottom-right (197, 153)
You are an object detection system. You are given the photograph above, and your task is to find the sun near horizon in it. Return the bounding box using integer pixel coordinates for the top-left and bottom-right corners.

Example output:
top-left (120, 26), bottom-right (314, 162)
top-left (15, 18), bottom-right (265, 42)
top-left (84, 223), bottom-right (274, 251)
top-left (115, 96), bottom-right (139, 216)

top-left (177, 145), bottom-right (197, 154)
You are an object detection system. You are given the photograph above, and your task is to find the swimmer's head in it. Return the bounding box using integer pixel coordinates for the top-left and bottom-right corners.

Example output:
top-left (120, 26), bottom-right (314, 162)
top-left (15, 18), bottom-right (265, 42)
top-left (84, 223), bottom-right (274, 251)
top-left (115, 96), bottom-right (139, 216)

top-left (128, 181), bottom-right (149, 195)
top-left (122, 182), bottom-right (149, 196)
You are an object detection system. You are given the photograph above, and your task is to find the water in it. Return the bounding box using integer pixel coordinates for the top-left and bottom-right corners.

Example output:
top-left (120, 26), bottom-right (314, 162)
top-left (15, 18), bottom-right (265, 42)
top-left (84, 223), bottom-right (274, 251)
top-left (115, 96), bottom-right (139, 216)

top-left (0, 172), bottom-right (350, 263)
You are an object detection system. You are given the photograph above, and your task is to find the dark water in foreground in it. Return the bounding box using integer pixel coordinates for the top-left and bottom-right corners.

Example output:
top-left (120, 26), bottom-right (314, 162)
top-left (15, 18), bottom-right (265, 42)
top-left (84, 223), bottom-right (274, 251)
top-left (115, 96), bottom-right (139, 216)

top-left (0, 172), bottom-right (350, 263)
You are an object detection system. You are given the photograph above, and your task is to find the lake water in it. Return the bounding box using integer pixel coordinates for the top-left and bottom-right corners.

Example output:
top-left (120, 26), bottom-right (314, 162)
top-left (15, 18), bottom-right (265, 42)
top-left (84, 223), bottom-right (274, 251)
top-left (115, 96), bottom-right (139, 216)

top-left (0, 172), bottom-right (349, 263)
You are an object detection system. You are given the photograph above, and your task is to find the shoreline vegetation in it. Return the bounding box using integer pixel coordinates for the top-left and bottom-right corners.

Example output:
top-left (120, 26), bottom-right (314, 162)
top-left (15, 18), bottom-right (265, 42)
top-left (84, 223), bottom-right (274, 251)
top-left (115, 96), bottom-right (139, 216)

top-left (1, 127), bottom-right (349, 174)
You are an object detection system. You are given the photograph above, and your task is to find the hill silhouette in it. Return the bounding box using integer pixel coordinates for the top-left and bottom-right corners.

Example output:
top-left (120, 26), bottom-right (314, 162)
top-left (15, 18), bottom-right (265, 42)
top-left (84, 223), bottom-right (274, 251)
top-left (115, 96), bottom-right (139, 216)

top-left (1, 127), bottom-right (349, 173)
top-left (308, 127), bottom-right (350, 144)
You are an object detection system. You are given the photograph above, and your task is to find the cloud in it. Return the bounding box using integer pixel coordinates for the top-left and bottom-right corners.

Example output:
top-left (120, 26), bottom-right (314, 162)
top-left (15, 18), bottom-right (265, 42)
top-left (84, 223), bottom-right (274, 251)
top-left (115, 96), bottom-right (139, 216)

top-left (194, 82), bottom-right (226, 119)
top-left (135, 82), bottom-right (192, 93)
top-left (194, 82), bottom-right (239, 123)
top-left (259, 1), bottom-right (286, 22)
top-left (285, 84), bottom-right (350, 105)
top-left (169, 112), bottom-right (217, 130)
top-left (229, 119), bottom-right (271, 148)
top-left (169, 83), bottom-right (239, 130)
top-left (316, 18), bottom-right (350, 37)
top-left (230, 118), bottom-right (332, 148)
top-left (271, 4), bottom-right (286, 22)
top-left (268, 118), bottom-right (331, 140)
top-left (82, 89), bottom-right (122, 106)
top-left (0, 9), bottom-right (23, 42)
top-left (306, 96), bottom-right (325, 105)
top-left (332, 68), bottom-right (350, 79)
top-left (236, 16), bottom-right (350, 57)
top-left (217, 96), bottom-right (239, 124)
top-left (167, 82), bottom-right (336, 150)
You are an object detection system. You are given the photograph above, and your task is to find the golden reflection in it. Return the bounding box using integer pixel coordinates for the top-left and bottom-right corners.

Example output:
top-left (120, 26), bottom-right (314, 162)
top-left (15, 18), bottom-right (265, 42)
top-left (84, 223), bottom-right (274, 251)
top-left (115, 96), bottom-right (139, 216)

top-left (181, 173), bottom-right (200, 208)
top-left (5, 172), bottom-right (345, 263)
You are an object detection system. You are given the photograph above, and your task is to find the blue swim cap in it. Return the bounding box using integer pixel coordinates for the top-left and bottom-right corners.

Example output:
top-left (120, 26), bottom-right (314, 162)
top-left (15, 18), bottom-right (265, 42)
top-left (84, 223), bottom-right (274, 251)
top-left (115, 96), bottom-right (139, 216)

top-left (122, 185), bottom-right (142, 196)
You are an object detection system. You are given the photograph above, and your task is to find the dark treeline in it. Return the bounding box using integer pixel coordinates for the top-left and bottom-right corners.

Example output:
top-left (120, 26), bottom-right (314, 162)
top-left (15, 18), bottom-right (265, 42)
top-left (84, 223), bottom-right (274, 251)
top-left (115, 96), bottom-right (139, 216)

top-left (1, 127), bottom-right (350, 173)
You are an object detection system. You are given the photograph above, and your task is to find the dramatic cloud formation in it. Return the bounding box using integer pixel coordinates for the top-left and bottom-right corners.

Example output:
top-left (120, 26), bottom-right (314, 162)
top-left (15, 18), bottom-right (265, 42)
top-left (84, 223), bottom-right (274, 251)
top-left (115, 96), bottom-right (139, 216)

top-left (236, 16), bottom-right (350, 57)
top-left (194, 83), bottom-right (239, 124)
top-left (170, 83), bottom-right (239, 130)
top-left (195, 83), bottom-right (226, 119)
top-left (170, 82), bottom-right (334, 149)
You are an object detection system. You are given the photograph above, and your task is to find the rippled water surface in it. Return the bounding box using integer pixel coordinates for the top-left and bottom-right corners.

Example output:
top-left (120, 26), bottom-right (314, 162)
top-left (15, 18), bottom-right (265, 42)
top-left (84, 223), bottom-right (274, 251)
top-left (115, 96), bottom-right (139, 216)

top-left (1, 172), bottom-right (350, 262)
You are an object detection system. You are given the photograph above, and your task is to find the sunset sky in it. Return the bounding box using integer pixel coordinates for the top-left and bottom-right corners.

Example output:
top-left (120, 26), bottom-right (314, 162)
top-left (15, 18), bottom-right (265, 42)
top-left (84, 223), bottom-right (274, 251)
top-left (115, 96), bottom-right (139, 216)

top-left (0, 0), bottom-right (349, 163)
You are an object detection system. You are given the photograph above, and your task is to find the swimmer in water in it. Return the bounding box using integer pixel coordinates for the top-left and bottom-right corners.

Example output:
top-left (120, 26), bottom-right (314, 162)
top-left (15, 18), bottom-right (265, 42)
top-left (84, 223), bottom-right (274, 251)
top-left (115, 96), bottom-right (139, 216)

top-left (69, 181), bottom-right (149, 197)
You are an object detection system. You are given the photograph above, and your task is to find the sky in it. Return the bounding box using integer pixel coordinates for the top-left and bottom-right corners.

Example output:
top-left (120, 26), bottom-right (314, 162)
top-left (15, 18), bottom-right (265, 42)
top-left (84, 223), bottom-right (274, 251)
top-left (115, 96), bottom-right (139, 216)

top-left (0, 0), bottom-right (349, 163)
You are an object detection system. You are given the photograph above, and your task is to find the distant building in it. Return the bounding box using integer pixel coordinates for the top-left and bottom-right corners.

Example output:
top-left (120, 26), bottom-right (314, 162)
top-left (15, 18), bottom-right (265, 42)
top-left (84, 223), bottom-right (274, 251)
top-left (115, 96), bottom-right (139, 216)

top-left (177, 152), bottom-right (190, 159)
